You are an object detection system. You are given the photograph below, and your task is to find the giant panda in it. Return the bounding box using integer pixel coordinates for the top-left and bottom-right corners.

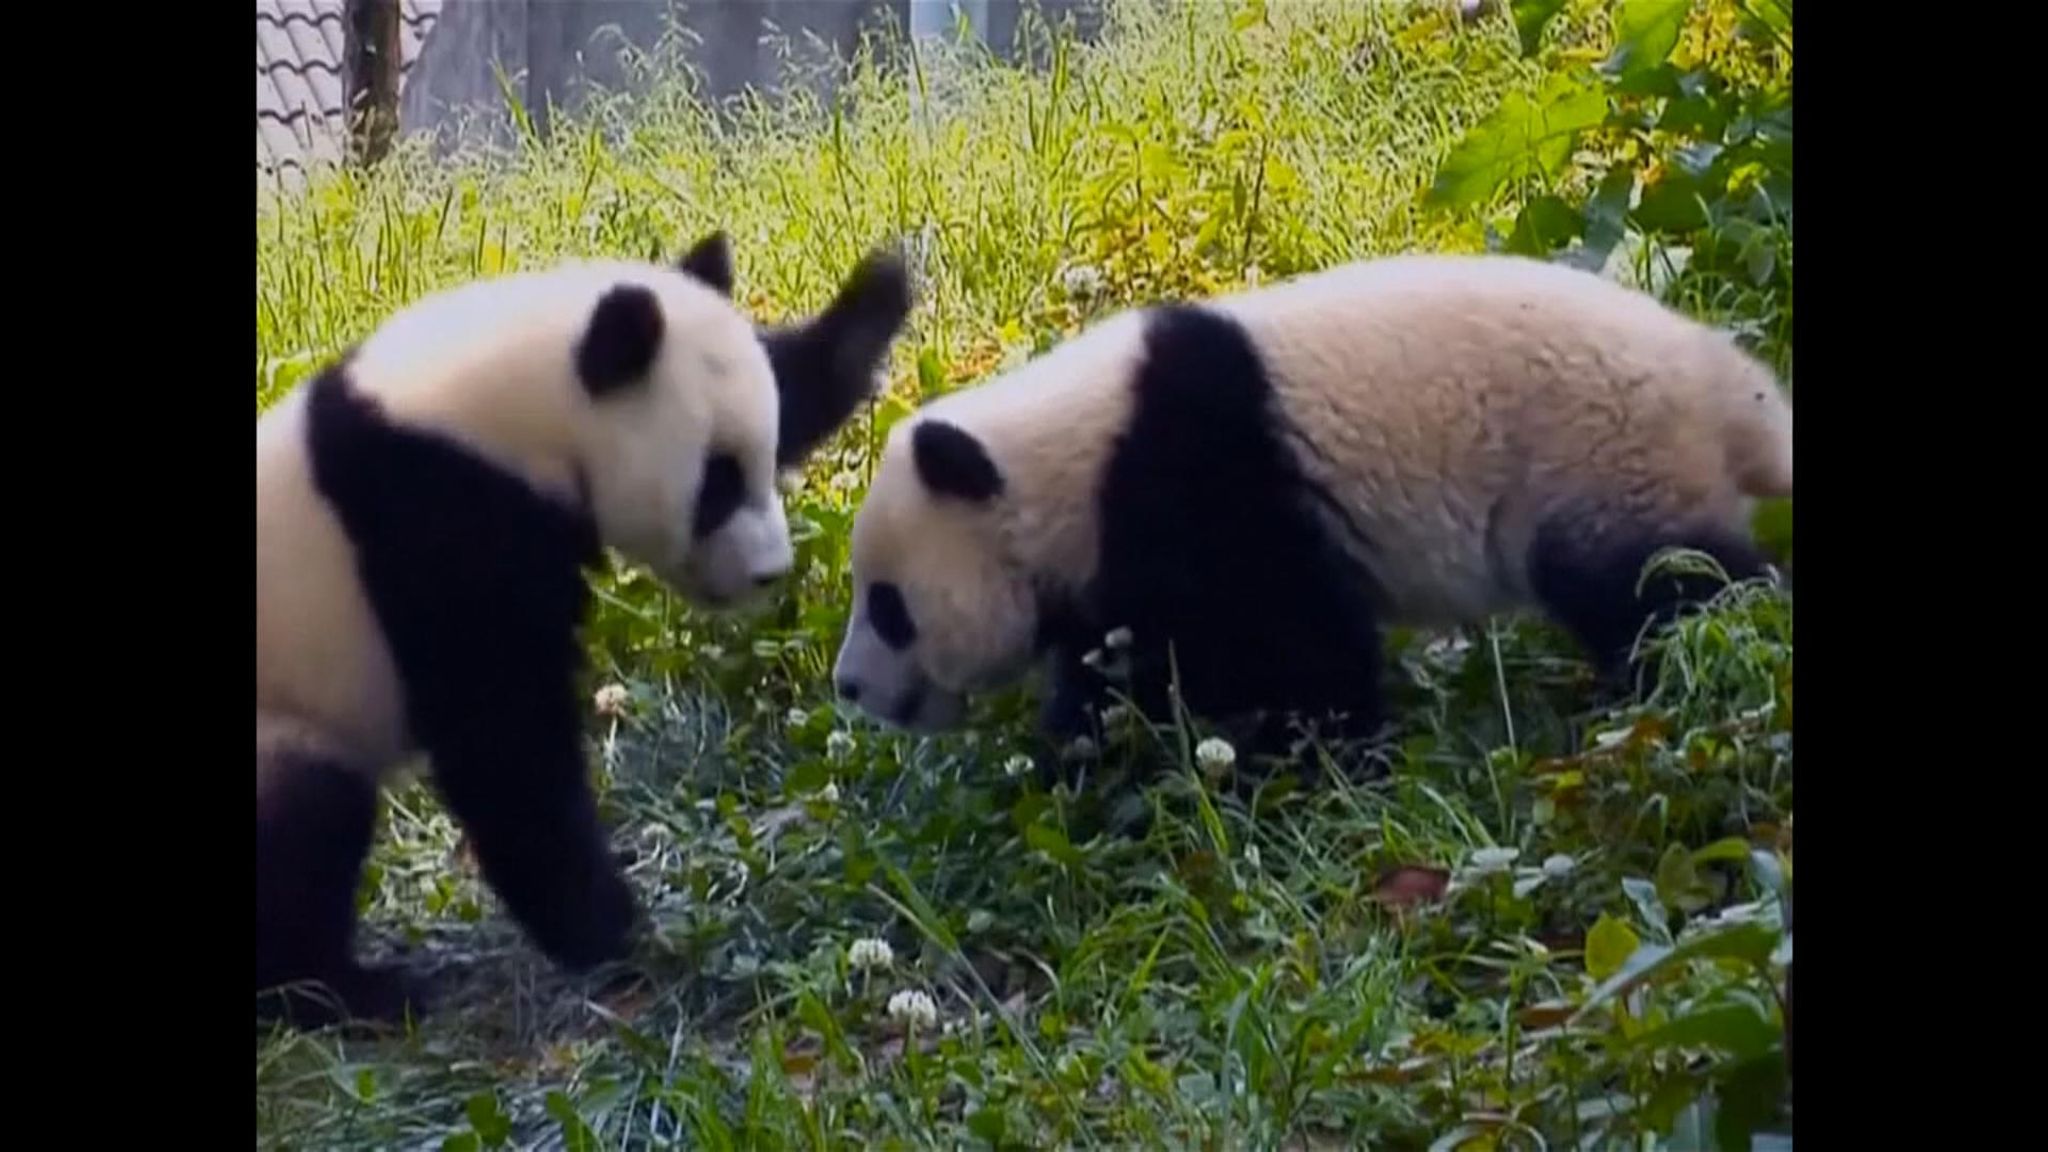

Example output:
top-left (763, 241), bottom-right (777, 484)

top-left (829, 251), bottom-right (1791, 775)
top-left (256, 232), bottom-right (912, 1029)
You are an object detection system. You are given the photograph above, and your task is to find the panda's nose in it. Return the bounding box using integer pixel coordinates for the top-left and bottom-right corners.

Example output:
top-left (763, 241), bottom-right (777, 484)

top-left (753, 572), bottom-right (781, 588)
top-left (835, 678), bottom-right (861, 703)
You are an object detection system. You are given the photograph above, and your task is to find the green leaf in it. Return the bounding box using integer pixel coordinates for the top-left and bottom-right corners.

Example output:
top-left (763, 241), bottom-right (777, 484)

top-left (1611, 62), bottom-right (1684, 98)
top-left (1713, 1053), bottom-right (1790, 1152)
top-left (1577, 921), bottom-right (1782, 1017)
top-left (787, 758), bottom-right (831, 795)
top-left (1602, 0), bottom-right (1693, 83)
top-left (544, 1093), bottom-right (599, 1152)
top-left (1660, 90), bottom-right (1731, 138)
top-left (1585, 912), bottom-right (1640, 982)
top-left (1427, 75), bottom-right (1609, 209)
top-left (796, 987), bottom-right (861, 1073)
top-left (1634, 175), bottom-right (1710, 234)
top-left (1562, 165), bottom-right (1636, 272)
top-left (1025, 823), bottom-right (1086, 869)
top-left (1655, 841), bottom-right (1711, 912)
top-left (1691, 837), bottom-right (1755, 866)
top-left (1621, 874), bottom-right (1669, 938)
top-left (1747, 844), bottom-right (1789, 895)
top-left (463, 1092), bottom-right (513, 1148)
top-left (1633, 1000), bottom-right (1778, 1061)
top-left (1510, 0), bottom-right (1569, 56)
top-left (1506, 194), bottom-right (1584, 255)
top-left (968, 1105), bottom-right (1008, 1144)
top-left (875, 861), bottom-right (962, 954)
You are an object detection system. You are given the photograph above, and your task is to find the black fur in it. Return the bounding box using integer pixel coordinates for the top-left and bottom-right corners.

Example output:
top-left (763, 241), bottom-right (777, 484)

top-left (575, 284), bottom-right (666, 397)
top-left (692, 452), bottom-right (746, 540)
top-left (256, 739), bottom-right (423, 1030)
top-left (1527, 513), bottom-right (1770, 686)
top-left (675, 231), bottom-right (736, 297)
top-left (867, 581), bottom-right (919, 650)
top-left (912, 420), bottom-right (1006, 502)
top-left (1036, 305), bottom-right (1389, 775)
top-left (259, 363), bottom-right (639, 1023)
top-left (762, 248), bottom-right (913, 467)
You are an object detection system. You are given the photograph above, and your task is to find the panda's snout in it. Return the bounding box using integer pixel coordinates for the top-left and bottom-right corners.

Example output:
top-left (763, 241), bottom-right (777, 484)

top-left (834, 677), bottom-right (862, 704)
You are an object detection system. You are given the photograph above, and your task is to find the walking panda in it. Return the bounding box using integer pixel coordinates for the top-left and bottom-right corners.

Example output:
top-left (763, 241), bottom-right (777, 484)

top-left (257, 232), bottom-right (912, 1028)
top-left (829, 252), bottom-right (1790, 768)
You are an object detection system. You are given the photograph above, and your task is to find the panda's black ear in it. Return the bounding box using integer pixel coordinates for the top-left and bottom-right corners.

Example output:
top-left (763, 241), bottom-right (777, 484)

top-left (576, 284), bottom-right (665, 398)
top-left (912, 419), bottom-right (1003, 503)
top-left (675, 230), bottom-right (736, 297)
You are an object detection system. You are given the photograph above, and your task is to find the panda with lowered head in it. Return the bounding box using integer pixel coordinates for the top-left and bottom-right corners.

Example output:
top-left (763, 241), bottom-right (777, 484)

top-left (830, 252), bottom-right (1790, 774)
top-left (257, 231), bottom-right (912, 1029)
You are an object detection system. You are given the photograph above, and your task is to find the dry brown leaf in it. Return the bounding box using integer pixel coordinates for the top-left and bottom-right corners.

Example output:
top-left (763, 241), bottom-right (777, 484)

top-left (1372, 864), bottom-right (1451, 908)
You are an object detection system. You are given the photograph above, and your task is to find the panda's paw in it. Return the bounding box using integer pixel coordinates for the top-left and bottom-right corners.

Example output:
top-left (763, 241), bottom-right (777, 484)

top-left (344, 961), bottom-right (434, 1025)
top-left (259, 961), bottom-right (430, 1033)
top-left (543, 868), bottom-right (642, 974)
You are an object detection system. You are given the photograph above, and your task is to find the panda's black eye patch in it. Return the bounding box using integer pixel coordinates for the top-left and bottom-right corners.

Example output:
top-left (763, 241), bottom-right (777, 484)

top-left (868, 581), bottom-right (917, 650)
top-left (693, 452), bottom-right (745, 539)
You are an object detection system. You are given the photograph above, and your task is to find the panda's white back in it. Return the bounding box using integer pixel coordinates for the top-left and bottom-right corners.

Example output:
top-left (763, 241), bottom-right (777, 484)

top-left (1212, 253), bottom-right (1787, 627)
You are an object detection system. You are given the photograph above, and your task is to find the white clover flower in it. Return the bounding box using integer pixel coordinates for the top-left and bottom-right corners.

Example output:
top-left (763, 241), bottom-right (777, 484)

top-left (703, 644), bottom-right (726, 661)
top-left (1003, 753), bottom-right (1033, 778)
top-left (816, 781), bottom-right (841, 805)
top-left (887, 988), bottom-right (938, 1029)
top-left (776, 469), bottom-right (805, 495)
top-left (1541, 853), bottom-right (1576, 879)
top-left (786, 707), bottom-right (810, 728)
top-left (1195, 737), bottom-right (1236, 773)
top-left (593, 683), bottom-right (630, 717)
top-left (1060, 263), bottom-right (1105, 299)
top-left (1063, 735), bottom-right (1098, 760)
top-left (1104, 626), bottom-right (1133, 650)
top-left (847, 937), bottom-right (894, 971)
top-left (825, 730), bottom-right (856, 761)
top-left (1467, 846), bottom-right (1521, 875)
top-left (1101, 704), bottom-right (1131, 727)
top-left (830, 470), bottom-right (861, 493)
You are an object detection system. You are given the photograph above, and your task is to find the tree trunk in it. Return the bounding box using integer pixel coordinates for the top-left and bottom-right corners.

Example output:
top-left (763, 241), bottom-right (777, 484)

top-left (344, 0), bottom-right (403, 166)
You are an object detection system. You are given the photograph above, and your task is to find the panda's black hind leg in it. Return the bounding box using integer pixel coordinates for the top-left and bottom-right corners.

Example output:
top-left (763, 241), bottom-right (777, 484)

top-left (257, 746), bottom-right (427, 1030)
top-left (1527, 515), bottom-right (1773, 692)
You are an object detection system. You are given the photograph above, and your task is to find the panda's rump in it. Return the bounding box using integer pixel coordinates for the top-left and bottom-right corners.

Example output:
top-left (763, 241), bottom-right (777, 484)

top-left (1239, 257), bottom-right (1773, 628)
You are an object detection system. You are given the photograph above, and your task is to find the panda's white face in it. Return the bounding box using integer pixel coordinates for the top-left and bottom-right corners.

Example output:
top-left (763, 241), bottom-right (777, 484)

top-left (573, 276), bottom-right (794, 609)
top-left (832, 418), bottom-right (1039, 731)
top-left (573, 235), bottom-right (912, 611)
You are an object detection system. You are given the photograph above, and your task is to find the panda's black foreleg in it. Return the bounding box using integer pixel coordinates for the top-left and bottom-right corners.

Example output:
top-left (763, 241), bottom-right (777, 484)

top-left (420, 700), bottom-right (640, 975)
top-left (256, 748), bottom-right (424, 1030)
top-left (1528, 518), bottom-right (1774, 693)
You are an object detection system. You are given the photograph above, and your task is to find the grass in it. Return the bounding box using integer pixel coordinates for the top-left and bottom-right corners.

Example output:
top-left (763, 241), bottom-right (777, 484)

top-left (255, 2), bottom-right (1793, 1148)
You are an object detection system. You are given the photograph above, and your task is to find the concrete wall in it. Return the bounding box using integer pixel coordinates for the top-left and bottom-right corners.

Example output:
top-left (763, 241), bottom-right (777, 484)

top-left (400, 0), bottom-right (1106, 154)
